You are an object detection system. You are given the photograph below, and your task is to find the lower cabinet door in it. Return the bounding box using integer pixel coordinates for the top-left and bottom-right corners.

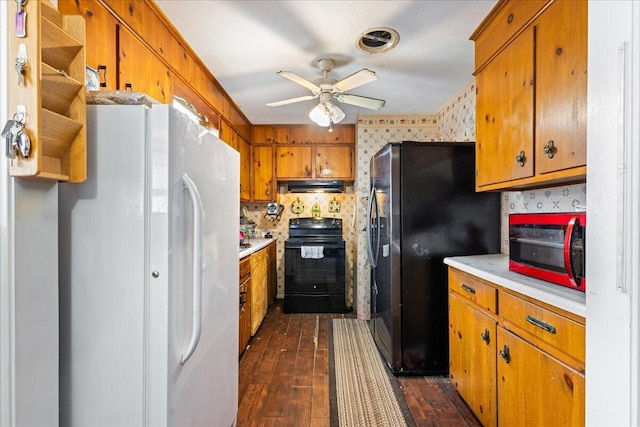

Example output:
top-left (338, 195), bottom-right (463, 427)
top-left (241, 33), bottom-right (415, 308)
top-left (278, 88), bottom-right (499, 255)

top-left (250, 249), bottom-right (268, 335)
top-left (449, 292), bottom-right (497, 427)
top-left (497, 327), bottom-right (585, 427)
top-left (239, 277), bottom-right (251, 355)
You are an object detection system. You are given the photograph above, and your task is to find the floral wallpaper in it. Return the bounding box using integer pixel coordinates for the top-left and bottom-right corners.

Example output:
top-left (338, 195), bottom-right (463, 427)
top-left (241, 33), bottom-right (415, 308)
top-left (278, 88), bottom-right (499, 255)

top-left (437, 82), bottom-right (477, 142)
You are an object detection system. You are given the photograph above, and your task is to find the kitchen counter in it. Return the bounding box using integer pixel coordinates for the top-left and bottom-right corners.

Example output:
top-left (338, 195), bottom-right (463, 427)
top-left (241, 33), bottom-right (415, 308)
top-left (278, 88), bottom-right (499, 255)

top-left (444, 254), bottom-right (586, 318)
top-left (239, 238), bottom-right (276, 259)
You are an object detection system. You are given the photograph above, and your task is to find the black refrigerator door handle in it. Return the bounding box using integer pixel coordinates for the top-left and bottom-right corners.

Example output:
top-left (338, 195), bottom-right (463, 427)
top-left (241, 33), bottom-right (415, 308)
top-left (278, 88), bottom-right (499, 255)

top-left (366, 187), bottom-right (378, 268)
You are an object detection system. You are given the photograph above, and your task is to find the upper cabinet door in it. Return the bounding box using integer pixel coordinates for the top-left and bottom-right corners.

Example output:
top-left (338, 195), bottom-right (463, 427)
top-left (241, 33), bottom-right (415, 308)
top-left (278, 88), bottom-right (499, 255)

top-left (58, 0), bottom-right (118, 90)
top-left (238, 138), bottom-right (251, 201)
top-left (252, 145), bottom-right (275, 202)
top-left (315, 146), bottom-right (354, 180)
top-left (118, 28), bottom-right (173, 103)
top-left (534, 0), bottom-right (588, 175)
top-left (476, 28), bottom-right (535, 187)
top-left (275, 146), bottom-right (313, 179)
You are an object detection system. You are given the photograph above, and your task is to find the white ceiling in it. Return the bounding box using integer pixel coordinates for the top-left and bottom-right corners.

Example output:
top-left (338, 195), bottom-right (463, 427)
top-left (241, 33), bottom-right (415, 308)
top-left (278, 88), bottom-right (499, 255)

top-left (155, 0), bottom-right (497, 125)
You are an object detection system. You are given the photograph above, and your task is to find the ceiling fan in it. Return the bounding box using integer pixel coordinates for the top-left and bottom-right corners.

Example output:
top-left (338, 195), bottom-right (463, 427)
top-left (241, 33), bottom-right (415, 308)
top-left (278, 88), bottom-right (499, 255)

top-left (266, 58), bottom-right (386, 127)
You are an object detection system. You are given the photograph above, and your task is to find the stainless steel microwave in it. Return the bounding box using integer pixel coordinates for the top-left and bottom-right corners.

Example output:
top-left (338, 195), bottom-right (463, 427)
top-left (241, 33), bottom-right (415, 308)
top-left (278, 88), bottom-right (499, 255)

top-left (509, 212), bottom-right (586, 291)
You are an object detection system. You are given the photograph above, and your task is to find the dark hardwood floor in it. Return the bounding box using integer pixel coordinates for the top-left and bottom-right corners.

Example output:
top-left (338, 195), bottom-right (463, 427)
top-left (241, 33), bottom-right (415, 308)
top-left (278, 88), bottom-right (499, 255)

top-left (238, 300), bottom-right (481, 427)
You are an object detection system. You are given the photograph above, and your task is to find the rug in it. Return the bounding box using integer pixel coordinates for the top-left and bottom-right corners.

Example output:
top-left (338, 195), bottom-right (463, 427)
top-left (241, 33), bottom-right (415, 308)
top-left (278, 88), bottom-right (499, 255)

top-left (329, 318), bottom-right (416, 427)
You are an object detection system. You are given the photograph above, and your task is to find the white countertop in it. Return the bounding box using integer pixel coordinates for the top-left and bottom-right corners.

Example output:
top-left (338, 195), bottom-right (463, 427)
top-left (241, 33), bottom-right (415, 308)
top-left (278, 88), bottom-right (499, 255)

top-left (239, 238), bottom-right (276, 259)
top-left (444, 254), bottom-right (586, 318)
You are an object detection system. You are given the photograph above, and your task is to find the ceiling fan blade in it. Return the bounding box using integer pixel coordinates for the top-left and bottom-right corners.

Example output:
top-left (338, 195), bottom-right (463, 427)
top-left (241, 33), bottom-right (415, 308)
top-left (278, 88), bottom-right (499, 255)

top-left (334, 93), bottom-right (386, 110)
top-left (332, 69), bottom-right (377, 92)
top-left (277, 71), bottom-right (320, 92)
top-left (265, 95), bottom-right (317, 107)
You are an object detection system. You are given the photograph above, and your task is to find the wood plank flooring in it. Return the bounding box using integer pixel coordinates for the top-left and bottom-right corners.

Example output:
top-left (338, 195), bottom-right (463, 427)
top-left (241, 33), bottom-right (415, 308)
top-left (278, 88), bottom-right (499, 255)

top-left (238, 301), bottom-right (482, 427)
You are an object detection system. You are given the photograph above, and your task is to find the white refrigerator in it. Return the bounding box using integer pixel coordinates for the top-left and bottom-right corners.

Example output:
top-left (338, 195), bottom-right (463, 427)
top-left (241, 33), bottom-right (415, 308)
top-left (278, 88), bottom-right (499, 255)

top-left (58, 102), bottom-right (239, 426)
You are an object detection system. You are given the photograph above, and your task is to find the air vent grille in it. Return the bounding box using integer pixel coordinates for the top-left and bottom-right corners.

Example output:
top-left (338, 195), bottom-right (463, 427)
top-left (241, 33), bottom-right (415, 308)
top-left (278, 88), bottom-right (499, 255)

top-left (357, 27), bottom-right (400, 54)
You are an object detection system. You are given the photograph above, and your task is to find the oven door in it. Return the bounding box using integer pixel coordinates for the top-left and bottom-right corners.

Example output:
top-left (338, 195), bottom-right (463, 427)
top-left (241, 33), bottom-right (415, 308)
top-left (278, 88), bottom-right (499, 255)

top-left (284, 240), bottom-right (346, 312)
top-left (509, 213), bottom-right (586, 290)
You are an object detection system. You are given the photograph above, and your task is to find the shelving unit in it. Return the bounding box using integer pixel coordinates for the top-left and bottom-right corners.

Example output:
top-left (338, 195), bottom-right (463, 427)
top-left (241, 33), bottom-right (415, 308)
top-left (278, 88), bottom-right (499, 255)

top-left (7, 0), bottom-right (86, 182)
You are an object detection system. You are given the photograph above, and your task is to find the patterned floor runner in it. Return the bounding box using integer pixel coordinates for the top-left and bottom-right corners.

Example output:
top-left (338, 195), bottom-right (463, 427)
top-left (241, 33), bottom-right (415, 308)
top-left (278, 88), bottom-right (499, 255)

top-left (329, 318), bottom-right (416, 427)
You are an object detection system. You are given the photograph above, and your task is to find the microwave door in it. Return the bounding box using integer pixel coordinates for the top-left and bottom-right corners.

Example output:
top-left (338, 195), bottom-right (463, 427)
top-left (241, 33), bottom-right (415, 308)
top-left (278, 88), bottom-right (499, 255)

top-left (564, 216), bottom-right (586, 289)
top-left (564, 217), bottom-right (579, 288)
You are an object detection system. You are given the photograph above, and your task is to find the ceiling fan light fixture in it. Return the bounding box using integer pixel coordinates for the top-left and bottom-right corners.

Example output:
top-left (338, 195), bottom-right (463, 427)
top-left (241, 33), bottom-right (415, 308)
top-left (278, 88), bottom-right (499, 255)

top-left (357, 27), bottom-right (400, 54)
top-left (327, 103), bottom-right (345, 124)
top-left (309, 101), bottom-right (345, 127)
top-left (309, 103), bottom-right (331, 127)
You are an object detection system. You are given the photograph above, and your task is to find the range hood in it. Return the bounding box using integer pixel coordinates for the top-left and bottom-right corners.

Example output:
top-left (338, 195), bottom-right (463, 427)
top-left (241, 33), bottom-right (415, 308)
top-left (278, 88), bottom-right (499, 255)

top-left (286, 180), bottom-right (344, 193)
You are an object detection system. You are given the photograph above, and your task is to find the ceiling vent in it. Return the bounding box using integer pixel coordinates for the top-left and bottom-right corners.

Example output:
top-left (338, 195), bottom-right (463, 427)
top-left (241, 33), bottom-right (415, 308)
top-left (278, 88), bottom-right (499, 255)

top-left (357, 27), bottom-right (400, 54)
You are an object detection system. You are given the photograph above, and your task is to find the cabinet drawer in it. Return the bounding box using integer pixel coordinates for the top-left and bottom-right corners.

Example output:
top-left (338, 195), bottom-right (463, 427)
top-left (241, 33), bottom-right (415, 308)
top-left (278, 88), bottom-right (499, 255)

top-left (499, 292), bottom-right (585, 364)
top-left (473, 0), bottom-right (548, 71)
top-left (240, 256), bottom-right (251, 279)
top-left (449, 269), bottom-right (497, 314)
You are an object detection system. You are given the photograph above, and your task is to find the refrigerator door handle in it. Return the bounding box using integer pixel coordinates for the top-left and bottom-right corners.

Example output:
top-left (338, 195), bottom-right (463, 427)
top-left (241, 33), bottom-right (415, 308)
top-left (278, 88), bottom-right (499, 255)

top-left (180, 173), bottom-right (203, 365)
top-left (366, 187), bottom-right (377, 268)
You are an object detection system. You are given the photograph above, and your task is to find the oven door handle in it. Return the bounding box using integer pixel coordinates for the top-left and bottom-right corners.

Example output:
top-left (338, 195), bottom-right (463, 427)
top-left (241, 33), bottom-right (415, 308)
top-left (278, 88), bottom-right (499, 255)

top-left (563, 217), bottom-right (580, 289)
top-left (286, 242), bottom-right (344, 250)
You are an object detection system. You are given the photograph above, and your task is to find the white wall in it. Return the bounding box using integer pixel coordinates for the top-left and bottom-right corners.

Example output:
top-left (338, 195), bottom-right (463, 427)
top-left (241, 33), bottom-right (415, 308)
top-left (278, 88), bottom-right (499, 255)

top-left (586, 2), bottom-right (640, 425)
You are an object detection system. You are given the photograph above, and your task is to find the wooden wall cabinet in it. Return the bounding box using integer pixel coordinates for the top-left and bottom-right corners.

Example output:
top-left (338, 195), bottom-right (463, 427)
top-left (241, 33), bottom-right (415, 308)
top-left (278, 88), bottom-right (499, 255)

top-left (472, 0), bottom-right (587, 191)
top-left (252, 124), bottom-right (354, 145)
top-left (8, 0), bottom-right (87, 182)
top-left (276, 145), bottom-right (354, 180)
top-left (59, 0), bottom-right (117, 89)
top-left (275, 146), bottom-right (313, 179)
top-left (448, 267), bottom-right (585, 426)
top-left (252, 145), bottom-right (276, 202)
top-left (118, 27), bottom-right (173, 103)
top-left (239, 256), bottom-right (251, 356)
top-left (238, 138), bottom-right (251, 201)
top-left (315, 146), bottom-right (354, 179)
top-left (252, 124), bottom-right (356, 191)
top-left (58, 0), bottom-right (251, 142)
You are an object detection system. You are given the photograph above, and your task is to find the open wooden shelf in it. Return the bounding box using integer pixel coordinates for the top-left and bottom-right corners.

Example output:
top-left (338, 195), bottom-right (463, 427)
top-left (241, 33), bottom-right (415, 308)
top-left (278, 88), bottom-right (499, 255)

top-left (8, 0), bottom-right (86, 182)
top-left (41, 63), bottom-right (83, 114)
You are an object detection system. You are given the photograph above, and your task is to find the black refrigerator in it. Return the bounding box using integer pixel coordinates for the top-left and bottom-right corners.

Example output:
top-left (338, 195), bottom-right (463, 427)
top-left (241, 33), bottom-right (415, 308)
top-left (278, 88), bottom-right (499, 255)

top-left (366, 142), bottom-right (500, 375)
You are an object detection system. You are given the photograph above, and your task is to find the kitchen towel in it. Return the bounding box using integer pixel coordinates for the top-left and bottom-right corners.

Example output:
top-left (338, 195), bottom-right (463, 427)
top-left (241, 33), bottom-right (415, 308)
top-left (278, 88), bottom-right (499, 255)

top-left (301, 246), bottom-right (324, 259)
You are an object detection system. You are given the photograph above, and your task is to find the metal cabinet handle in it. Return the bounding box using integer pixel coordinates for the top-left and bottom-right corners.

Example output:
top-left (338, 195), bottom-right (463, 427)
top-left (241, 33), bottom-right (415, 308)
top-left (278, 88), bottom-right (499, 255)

top-left (543, 140), bottom-right (555, 159)
top-left (180, 174), bottom-right (203, 365)
top-left (499, 344), bottom-right (510, 363)
top-left (461, 284), bottom-right (476, 294)
top-left (239, 291), bottom-right (248, 307)
top-left (98, 65), bottom-right (107, 87)
top-left (515, 150), bottom-right (526, 167)
top-left (480, 328), bottom-right (490, 345)
top-left (525, 315), bottom-right (557, 334)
